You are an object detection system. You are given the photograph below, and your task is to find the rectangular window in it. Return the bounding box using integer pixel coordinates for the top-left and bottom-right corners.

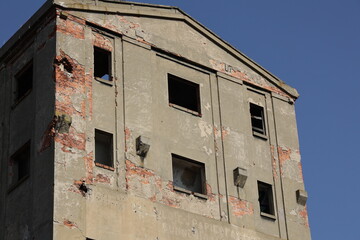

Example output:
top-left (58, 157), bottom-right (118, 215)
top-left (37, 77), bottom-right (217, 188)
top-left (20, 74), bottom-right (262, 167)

top-left (9, 141), bottom-right (30, 187)
top-left (172, 154), bottom-right (206, 195)
top-left (168, 74), bottom-right (201, 115)
top-left (94, 46), bottom-right (111, 81)
top-left (95, 129), bottom-right (113, 168)
top-left (258, 181), bottom-right (275, 217)
top-left (250, 103), bottom-right (266, 136)
top-left (15, 61), bottom-right (33, 102)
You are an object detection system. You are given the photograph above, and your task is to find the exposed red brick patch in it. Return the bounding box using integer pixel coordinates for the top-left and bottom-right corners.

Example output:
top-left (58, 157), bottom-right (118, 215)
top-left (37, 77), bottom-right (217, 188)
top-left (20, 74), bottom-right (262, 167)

top-left (39, 118), bottom-right (56, 152)
top-left (54, 50), bottom-right (91, 117)
top-left (93, 32), bottom-right (113, 51)
top-left (229, 196), bottom-right (254, 217)
top-left (160, 196), bottom-right (179, 208)
top-left (298, 162), bottom-right (304, 182)
top-left (118, 16), bottom-right (140, 29)
top-left (83, 152), bottom-right (94, 184)
top-left (56, 12), bottom-right (85, 40)
top-left (221, 127), bottom-right (230, 140)
top-left (205, 183), bottom-right (217, 202)
top-left (126, 160), bottom-right (156, 188)
top-left (298, 207), bottom-right (309, 227)
top-left (63, 219), bottom-right (77, 229)
top-left (95, 173), bottom-right (111, 184)
top-left (125, 128), bottom-right (131, 140)
top-left (270, 145), bottom-right (278, 179)
top-left (209, 59), bottom-right (292, 99)
top-left (278, 146), bottom-right (291, 176)
top-left (54, 50), bottom-right (92, 155)
top-left (124, 127), bottom-right (131, 152)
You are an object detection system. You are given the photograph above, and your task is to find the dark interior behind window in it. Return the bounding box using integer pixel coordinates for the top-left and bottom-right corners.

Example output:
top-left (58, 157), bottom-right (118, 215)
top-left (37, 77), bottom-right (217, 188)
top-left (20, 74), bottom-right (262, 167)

top-left (94, 47), bottom-right (111, 80)
top-left (168, 74), bottom-right (201, 114)
top-left (172, 154), bottom-right (205, 194)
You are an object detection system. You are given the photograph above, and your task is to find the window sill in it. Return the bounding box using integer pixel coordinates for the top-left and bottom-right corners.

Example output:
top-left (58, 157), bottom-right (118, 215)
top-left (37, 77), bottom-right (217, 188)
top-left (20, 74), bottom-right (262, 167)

top-left (95, 77), bottom-right (113, 86)
top-left (95, 162), bottom-right (115, 171)
top-left (260, 212), bottom-right (276, 220)
top-left (7, 175), bottom-right (29, 193)
top-left (252, 131), bottom-right (268, 140)
top-left (173, 185), bottom-right (208, 200)
top-left (169, 103), bottom-right (202, 117)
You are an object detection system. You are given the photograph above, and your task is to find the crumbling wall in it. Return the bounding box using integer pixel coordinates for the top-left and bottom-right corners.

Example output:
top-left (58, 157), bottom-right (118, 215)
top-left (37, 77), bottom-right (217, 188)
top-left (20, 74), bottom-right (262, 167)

top-left (50, 4), bottom-right (309, 240)
top-left (0, 10), bottom-right (57, 240)
top-left (272, 97), bottom-right (311, 240)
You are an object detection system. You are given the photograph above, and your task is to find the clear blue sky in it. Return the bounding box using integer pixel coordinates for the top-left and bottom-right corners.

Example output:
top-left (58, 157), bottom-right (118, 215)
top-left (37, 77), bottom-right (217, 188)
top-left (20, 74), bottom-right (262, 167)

top-left (1, 0), bottom-right (359, 239)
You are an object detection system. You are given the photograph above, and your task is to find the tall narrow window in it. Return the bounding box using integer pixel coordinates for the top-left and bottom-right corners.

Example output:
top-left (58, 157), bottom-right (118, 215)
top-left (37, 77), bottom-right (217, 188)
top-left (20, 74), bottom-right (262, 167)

top-left (95, 129), bottom-right (113, 168)
top-left (250, 103), bottom-right (266, 136)
top-left (258, 181), bottom-right (275, 216)
top-left (9, 141), bottom-right (30, 187)
top-left (172, 154), bottom-right (206, 195)
top-left (168, 74), bottom-right (201, 115)
top-left (94, 47), bottom-right (111, 81)
top-left (15, 61), bottom-right (33, 102)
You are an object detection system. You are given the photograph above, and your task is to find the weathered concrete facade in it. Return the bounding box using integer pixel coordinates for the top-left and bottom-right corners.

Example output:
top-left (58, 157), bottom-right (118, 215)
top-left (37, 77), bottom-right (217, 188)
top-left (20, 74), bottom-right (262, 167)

top-left (0, 0), bottom-right (311, 239)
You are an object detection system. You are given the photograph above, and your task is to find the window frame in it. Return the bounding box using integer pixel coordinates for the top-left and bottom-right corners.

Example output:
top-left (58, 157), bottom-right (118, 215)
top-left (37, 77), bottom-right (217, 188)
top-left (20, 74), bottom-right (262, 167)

top-left (250, 103), bottom-right (267, 139)
top-left (168, 74), bottom-right (202, 117)
top-left (171, 154), bottom-right (207, 199)
top-left (257, 181), bottom-right (276, 220)
top-left (13, 61), bottom-right (33, 105)
top-left (94, 129), bottom-right (114, 170)
top-left (8, 141), bottom-right (31, 191)
top-left (93, 46), bottom-right (112, 85)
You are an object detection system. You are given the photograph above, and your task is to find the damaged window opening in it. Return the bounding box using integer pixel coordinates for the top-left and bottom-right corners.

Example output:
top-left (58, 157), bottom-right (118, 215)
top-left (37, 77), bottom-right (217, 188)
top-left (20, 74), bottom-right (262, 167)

top-left (172, 154), bottom-right (206, 195)
top-left (95, 129), bottom-right (113, 168)
top-left (250, 103), bottom-right (266, 136)
top-left (168, 74), bottom-right (201, 115)
top-left (258, 181), bottom-right (275, 217)
top-left (94, 46), bottom-right (111, 81)
top-left (14, 61), bottom-right (33, 102)
top-left (9, 141), bottom-right (30, 187)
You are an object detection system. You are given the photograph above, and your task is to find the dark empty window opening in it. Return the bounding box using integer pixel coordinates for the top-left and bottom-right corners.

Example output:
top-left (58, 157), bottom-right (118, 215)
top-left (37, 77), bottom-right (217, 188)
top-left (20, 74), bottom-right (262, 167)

top-left (95, 129), bottom-right (113, 168)
top-left (250, 103), bottom-right (266, 135)
top-left (10, 141), bottom-right (30, 186)
top-left (168, 74), bottom-right (201, 114)
top-left (15, 62), bottom-right (33, 102)
top-left (172, 154), bottom-right (206, 195)
top-left (94, 46), bottom-right (111, 81)
top-left (258, 181), bottom-right (275, 216)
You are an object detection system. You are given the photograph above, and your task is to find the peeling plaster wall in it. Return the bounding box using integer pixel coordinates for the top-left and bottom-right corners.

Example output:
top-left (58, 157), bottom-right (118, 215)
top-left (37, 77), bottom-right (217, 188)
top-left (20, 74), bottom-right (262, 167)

top-left (0, 11), bottom-right (56, 240)
top-left (72, 9), bottom-right (292, 99)
top-left (1, 1), bottom-right (310, 240)
top-left (272, 98), bottom-right (311, 240)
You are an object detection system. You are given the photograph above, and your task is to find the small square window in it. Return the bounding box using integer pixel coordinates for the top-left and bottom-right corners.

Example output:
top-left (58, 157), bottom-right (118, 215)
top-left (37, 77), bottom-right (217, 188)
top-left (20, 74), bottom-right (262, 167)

top-left (14, 61), bottom-right (33, 102)
top-left (168, 74), bottom-right (201, 115)
top-left (258, 181), bottom-right (275, 216)
top-left (250, 103), bottom-right (266, 136)
top-left (9, 141), bottom-right (30, 187)
top-left (94, 46), bottom-right (111, 81)
top-left (172, 154), bottom-right (206, 195)
top-left (95, 129), bottom-right (113, 168)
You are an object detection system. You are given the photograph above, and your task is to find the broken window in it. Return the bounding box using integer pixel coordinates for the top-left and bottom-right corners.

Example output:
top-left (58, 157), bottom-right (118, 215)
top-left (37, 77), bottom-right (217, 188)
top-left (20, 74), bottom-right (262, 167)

top-left (250, 103), bottom-right (266, 136)
top-left (94, 46), bottom-right (111, 81)
top-left (9, 141), bottom-right (30, 186)
top-left (168, 74), bottom-right (201, 114)
top-left (15, 61), bottom-right (33, 102)
top-left (258, 181), bottom-right (275, 216)
top-left (172, 154), bottom-right (206, 195)
top-left (95, 129), bottom-right (113, 168)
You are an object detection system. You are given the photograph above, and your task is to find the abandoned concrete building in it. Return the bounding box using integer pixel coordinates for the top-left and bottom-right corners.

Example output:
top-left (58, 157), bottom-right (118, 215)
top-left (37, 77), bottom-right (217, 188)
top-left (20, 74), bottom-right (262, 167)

top-left (0, 0), bottom-right (311, 239)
